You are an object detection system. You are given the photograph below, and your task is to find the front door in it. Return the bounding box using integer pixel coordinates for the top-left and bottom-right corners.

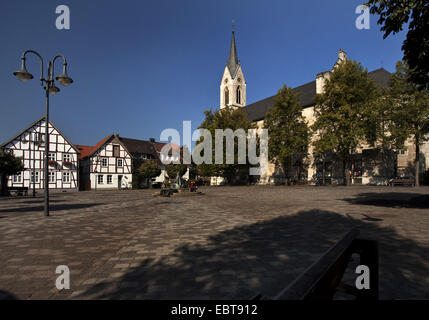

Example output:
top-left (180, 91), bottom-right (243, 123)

top-left (118, 175), bottom-right (122, 189)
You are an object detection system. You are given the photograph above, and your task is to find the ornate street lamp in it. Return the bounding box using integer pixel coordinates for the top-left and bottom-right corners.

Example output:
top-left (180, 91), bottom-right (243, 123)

top-left (13, 50), bottom-right (73, 217)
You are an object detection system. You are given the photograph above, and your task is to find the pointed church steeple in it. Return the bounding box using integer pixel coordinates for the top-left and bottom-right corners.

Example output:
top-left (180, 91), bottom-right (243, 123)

top-left (220, 27), bottom-right (246, 109)
top-left (227, 30), bottom-right (240, 78)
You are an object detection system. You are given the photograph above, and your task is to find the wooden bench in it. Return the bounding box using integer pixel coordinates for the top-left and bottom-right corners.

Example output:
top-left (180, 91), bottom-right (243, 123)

top-left (390, 178), bottom-right (415, 187)
top-left (8, 186), bottom-right (29, 196)
top-left (251, 228), bottom-right (378, 300)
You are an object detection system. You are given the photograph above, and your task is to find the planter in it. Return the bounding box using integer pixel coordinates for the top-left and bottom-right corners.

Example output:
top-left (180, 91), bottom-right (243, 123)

top-left (48, 160), bottom-right (57, 166)
top-left (63, 161), bottom-right (73, 167)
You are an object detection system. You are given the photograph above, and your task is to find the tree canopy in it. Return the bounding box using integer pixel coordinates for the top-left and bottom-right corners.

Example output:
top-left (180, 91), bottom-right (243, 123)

top-left (312, 59), bottom-right (379, 185)
top-left (366, 0), bottom-right (429, 87)
top-left (138, 159), bottom-right (161, 186)
top-left (383, 61), bottom-right (429, 186)
top-left (0, 150), bottom-right (24, 195)
top-left (166, 163), bottom-right (188, 179)
top-left (195, 106), bottom-right (256, 183)
top-left (264, 84), bottom-right (309, 182)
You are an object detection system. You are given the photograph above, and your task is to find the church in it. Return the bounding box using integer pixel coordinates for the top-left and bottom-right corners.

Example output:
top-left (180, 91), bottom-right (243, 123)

top-left (215, 30), bottom-right (429, 185)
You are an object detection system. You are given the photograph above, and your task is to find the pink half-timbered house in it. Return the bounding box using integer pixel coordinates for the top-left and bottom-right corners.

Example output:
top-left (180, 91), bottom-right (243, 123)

top-left (0, 116), bottom-right (80, 192)
top-left (76, 134), bottom-right (133, 190)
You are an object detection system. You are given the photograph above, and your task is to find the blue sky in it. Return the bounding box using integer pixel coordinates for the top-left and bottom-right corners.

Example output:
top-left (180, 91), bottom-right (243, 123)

top-left (0, 0), bottom-right (407, 146)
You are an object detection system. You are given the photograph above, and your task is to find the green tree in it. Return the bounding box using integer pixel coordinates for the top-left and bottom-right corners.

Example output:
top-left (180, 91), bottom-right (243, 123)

top-left (196, 106), bottom-right (256, 184)
top-left (366, 0), bottom-right (429, 87)
top-left (312, 59), bottom-right (378, 186)
top-left (264, 85), bottom-right (310, 183)
top-left (166, 163), bottom-right (187, 179)
top-left (385, 61), bottom-right (429, 187)
top-left (138, 159), bottom-right (161, 188)
top-left (0, 150), bottom-right (24, 196)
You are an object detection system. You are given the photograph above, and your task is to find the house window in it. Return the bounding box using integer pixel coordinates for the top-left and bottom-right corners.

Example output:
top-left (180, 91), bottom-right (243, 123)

top-left (107, 175), bottom-right (113, 184)
top-left (62, 172), bottom-right (70, 183)
top-left (117, 159), bottom-right (123, 167)
top-left (97, 175), bottom-right (104, 184)
top-left (63, 154), bottom-right (71, 162)
top-left (31, 172), bottom-right (39, 183)
top-left (37, 133), bottom-right (45, 144)
top-left (236, 86), bottom-right (241, 104)
top-left (48, 153), bottom-right (56, 161)
top-left (399, 150), bottom-right (407, 155)
top-left (48, 172), bottom-right (56, 183)
top-left (224, 87), bottom-right (229, 105)
top-left (113, 145), bottom-right (120, 157)
top-left (101, 158), bottom-right (108, 167)
top-left (13, 174), bottom-right (22, 183)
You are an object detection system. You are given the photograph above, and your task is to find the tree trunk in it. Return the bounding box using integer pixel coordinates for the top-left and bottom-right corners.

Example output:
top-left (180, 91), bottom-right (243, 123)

top-left (0, 173), bottom-right (9, 196)
top-left (284, 162), bottom-right (289, 185)
top-left (415, 139), bottom-right (420, 187)
top-left (344, 158), bottom-right (351, 186)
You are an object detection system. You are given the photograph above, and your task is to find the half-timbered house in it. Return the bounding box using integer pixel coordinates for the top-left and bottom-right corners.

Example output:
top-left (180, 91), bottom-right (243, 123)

top-left (0, 116), bottom-right (80, 192)
top-left (76, 134), bottom-right (133, 190)
top-left (118, 137), bottom-right (189, 185)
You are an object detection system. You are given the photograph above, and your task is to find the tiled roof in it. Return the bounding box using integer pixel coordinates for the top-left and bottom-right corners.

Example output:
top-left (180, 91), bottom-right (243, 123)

top-left (75, 134), bottom-right (114, 159)
top-left (75, 145), bottom-right (94, 159)
top-left (243, 68), bottom-right (392, 122)
top-left (119, 137), bottom-right (158, 155)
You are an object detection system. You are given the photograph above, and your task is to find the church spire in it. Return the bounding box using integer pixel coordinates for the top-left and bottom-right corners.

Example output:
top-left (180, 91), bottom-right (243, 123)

top-left (227, 29), bottom-right (240, 78)
top-left (220, 26), bottom-right (246, 109)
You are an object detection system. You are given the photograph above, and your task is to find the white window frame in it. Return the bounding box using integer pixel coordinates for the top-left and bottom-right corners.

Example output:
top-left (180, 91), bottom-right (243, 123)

top-left (13, 173), bottom-right (22, 183)
top-left (97, 175), bottom-right (104, 184)
top-left (48, 171), bottom-right (56, 183)
top-left (107, 175), bottom-right (113, 184)
top-left (62, 172), bottom-right (70, 183)
top-left (31, 172), bottom-right (39, 183)
top-left (117, 158), bottom-right (123, 167)
top-left (48, 153), bottom-right (56, 161)
top-left (101, 158), bottom-right (108, 167)
top-left (63, 153), bottom-right (71, 162)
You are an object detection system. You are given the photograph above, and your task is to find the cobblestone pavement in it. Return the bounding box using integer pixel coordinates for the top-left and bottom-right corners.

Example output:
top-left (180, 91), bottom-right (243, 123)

top-left (0, 186), bottom-right (428, 300)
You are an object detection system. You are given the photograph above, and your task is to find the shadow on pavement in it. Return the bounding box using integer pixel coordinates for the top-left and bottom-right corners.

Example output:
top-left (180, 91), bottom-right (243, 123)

top-left (343, 192), bottom-right (429, 209)
top-left (0, 289), bottom-right (19, 300)
top-left (79, 209), bottom-right (429, 300)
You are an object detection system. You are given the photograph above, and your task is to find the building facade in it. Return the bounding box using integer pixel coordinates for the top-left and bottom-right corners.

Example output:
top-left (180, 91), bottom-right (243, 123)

top-left (119, 137), bottom-right (188, 186)
top-left (1, 117), bottom-right (79, 192)
top-left (77, 134), bottom-right (133, 190)
top-left (215, 32), bottom-right (429, 185)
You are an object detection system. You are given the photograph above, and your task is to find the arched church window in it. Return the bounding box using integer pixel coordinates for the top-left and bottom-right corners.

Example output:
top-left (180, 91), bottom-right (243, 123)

top-left (236, 86), bottom-right (241, 104)
top-left (225, 88), bottom-right (229, 106)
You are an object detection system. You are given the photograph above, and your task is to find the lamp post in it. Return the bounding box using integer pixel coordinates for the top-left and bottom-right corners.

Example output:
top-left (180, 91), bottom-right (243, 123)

top-left (13, 50), bottom-right (73, 216)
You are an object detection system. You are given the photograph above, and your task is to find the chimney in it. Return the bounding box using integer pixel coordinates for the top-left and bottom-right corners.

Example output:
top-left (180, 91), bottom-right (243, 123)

top-left (149, 138), bottom-right (155, 142)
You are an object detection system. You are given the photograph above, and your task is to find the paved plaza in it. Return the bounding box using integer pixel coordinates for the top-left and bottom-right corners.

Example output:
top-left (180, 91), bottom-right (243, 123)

top-left (0, 186), bottom-right (429, 300)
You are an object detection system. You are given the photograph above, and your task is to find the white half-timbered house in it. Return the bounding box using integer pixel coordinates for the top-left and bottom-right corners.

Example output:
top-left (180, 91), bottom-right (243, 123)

top-left (76, 134), bottom-right (132, 190)
top-left (0, 116), bottom-right (80, 192)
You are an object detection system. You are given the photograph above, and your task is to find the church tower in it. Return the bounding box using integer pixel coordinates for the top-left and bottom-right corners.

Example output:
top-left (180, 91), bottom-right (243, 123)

top-left (220, 30), bottom-right (246, 109)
